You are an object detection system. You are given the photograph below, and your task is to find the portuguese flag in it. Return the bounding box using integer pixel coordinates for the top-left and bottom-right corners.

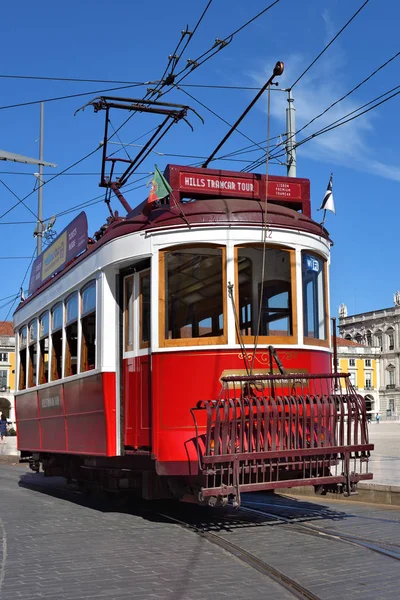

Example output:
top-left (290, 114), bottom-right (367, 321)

top-left (146, 165), bottom-right (172, 211)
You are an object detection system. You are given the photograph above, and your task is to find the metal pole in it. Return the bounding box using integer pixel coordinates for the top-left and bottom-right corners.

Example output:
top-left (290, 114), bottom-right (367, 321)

top-left (202, 61), bottom-right (284, 168)
top-left (37, 102), bottom-right (44, 255)
top-left (332, 317), bottom-right (338, 373)
top-left (286, 89), bottom-right (296, 177)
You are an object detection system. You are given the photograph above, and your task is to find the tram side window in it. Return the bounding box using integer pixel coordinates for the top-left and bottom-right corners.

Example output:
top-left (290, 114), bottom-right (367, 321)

top-left (140, 271), bottom-right (150, 347)
top-left (164, 247), bottom-right (224, 340)
top-left (51, 304), bottom-right (63, 381)
top-left (28, 319), bottom-right (38, 387)
top-left (65, 293), bottom-right (78, 377)
top-left (302, 253), bottom-right (326, 340)
top-left (19, 326), bottom-right (27, 390)
top-left (39, 312), bottom-right (49, 384)
top-left (124, 275), bottom-right (134, 352)
top-left (81, 282), bottom-right (96, 372)
top-left (238, 247), bottom-right (293, 337)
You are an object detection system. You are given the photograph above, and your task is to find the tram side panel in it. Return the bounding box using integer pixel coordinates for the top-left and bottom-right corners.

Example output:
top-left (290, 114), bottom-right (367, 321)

top-left (16, 372), bottom-right (117, 456)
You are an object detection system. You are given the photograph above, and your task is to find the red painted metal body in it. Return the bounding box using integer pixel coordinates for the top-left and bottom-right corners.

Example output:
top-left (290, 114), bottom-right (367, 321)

top-left (150, 348), bottom-right (331, 476)
top-left (16, 373), bottom-right (116, 456)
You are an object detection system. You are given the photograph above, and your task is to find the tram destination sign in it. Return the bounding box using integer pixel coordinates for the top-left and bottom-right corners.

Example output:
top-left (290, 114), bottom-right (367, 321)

top-left (178, 172), bottom-right (302, 201)
top-left (28, 211), bottom-right (88, 295)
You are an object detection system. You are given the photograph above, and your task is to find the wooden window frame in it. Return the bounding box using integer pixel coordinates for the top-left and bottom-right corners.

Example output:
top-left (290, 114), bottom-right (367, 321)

top-left (64, 292), bottom-right (79, 378)
top-left (159, 244), bottom-right (228, 348)
top-left (51, 303), bottom-right (63, 381)
top-left (38, 311), bottom-right (50, 385)
top-left (139, 270), bottom-right (151, 350)
top-left (80, 281), bottom-right (96, 372)
top-left (19, 326), bottom-right (27, 391)
top-left (303, 254), bottom-right (330, 348)
top-left (124, 275), bottom-right (134, 352)
top-left (27, 319), bottom-right (38, 388)
top-left (234, 245), bottom-right (298, 346)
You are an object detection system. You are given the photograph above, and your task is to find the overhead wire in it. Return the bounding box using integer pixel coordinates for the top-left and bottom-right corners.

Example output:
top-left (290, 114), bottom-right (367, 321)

top-left (0, 82), bottom-right (152, 112)
top-left (290, 0), bottom-right (371, 90)
top-left (0, 145), bottom-right (102, 222)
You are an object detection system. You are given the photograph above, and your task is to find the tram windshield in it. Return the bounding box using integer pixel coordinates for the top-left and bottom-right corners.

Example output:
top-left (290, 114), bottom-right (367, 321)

top-left (238, 247), bottom-right (293, 338)
top-left (164, 247), bottom-right (224, 341)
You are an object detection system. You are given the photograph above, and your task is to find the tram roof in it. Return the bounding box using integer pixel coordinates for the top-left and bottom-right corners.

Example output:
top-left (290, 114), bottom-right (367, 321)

top-left (17, 194), bottom-right (330, 314)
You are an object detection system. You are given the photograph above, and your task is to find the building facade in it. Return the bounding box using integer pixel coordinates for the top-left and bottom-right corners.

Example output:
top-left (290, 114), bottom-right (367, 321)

top-left (335, 337), bottom-right (380, 417)
top-left (0, 322), bottom-right (16, 424)
top-left (338, 298), bottom-right (400, 418)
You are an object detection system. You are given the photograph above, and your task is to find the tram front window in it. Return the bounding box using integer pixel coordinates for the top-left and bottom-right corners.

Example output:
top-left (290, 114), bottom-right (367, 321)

top-left (164, 247), bottom-right (224, 340)
top-left (302, 253), bottom-right (326, 340)
top-left (238, 247), bottom-right (293, 338)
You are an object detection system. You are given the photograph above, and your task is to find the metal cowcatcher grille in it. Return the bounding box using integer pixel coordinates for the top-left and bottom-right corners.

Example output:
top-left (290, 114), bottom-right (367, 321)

top-left (190, 373), bottom-right (373, 506)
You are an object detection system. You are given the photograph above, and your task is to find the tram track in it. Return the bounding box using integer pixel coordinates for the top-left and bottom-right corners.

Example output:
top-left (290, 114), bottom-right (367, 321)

top-left (157, 510), bottom-right (322, 600)
top-left (239, 504), bottom-right (400, 561)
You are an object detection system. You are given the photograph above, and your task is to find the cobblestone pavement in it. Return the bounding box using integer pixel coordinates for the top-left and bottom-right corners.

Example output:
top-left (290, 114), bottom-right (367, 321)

top-left (1, 465), bottom-right (400, 600)
top-left (367, 421), bottom-right (400, 486)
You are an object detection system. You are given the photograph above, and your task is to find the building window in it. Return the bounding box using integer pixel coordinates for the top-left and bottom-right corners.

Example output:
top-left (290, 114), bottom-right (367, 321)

top-left (28, 319), bottom-right (38, 388)
top-left (162, 246), bottom-right (225, 343)
top-left (349, 358), bottom-right (356, 367)
top-left (124, 275), bottom-right (134, 352)
top-left (365, 359), bottom-right (371, 367)
top-left (0, 353), bottom-right (8, 362)
top-left (375, 332), bottom-right (382, 350)
top-left (365, 371), bottom-right (372, 389)
top-left (355, 333), bottom-right (363, 344)
top-left (81, 282), bottom-right (96, 372)
top-left (0, 370), bottom-right (7, 391)
top-left (51, 304), bottom-right (63, 381)
top-left (349, 372), bottom-right (356, 387)
top-left (387, 329), bottom-right (395, 351)
top-left (387, 368), bottom-right (395, 389)
top-left (19, 326), bottom-right (27, 390)
top-left (302, 253), bottom-right (326, 340)
top-left (366, 331), bottom-right (372, 346)
top-left (38, 312), bottom-right (49, 385)
top-left (140, 271), bottom-right (150, 348)
top-left (65, 293), bottom-right (78, 377)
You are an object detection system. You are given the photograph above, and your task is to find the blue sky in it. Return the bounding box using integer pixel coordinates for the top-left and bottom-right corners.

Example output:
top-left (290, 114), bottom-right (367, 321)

top-left (0, 0), bottom-right (399, 321)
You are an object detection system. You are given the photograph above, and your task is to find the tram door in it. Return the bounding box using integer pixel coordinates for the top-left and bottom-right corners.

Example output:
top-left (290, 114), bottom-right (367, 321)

top-left (121, 263), bottom-right (151, 450)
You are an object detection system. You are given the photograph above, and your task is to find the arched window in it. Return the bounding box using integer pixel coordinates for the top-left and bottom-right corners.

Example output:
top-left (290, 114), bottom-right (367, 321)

top-left (28, 319), bottom-right (38, 387)
top-left (375, 330), bottom-right (383, 350)
top-left (366, 330), bottom-right (372, 346)
top-left (65, 293), bottom-right (78, 377)
top-left (345, 334), bottom-right (352, 341)
top-left (387, 328), bottom-right (395, 351)
top-left (19, 326), bottom-right (27, 390)
top-left (81, 282), bottom-right (96, 372)
top-left (51, 303), bottom-right (63, 381)
top-left (39, 312), bottom-right (49, 384)
top-left (355, 333), bottom-right (363, 345)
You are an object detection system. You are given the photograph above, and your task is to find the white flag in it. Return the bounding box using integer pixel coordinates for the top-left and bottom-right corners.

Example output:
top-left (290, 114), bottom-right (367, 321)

top-left (319, 173), bottom-right (335, 214)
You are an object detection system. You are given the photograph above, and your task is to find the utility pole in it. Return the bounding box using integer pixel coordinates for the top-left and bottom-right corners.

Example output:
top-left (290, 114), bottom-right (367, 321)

top-left (36, 102), bottom-right (44, 255)
top-left (286, 89), bottom-right (296, 177)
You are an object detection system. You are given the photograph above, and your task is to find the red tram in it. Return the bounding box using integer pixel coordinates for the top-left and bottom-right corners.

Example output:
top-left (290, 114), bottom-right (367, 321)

top-left (14, 164), bottom-right (373, 506)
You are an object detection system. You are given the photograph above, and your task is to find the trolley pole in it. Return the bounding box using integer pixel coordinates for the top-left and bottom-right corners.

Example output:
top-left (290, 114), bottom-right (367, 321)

top-left (286, 89), bottom-right (296, 177)
top-left (36, 102), bottom-right (44, 256)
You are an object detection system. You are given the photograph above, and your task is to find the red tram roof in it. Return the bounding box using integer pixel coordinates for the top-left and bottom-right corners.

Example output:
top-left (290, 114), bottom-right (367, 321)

top-left (17, 187), bottom-right (330, 313)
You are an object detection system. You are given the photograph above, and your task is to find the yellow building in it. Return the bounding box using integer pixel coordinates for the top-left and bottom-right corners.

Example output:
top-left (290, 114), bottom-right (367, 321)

top-left (0, 321), bottom-right (16, 424)
top-left (336, 337), bottom-right (381, 417)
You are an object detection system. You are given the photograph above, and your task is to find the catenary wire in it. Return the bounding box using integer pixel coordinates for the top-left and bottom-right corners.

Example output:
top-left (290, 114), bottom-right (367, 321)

top-left (290, 0), bottom-right (370, 89)
top-left (0, 82), bottom-right (152, 112)
top-left (0, 145), bottom-right (102, 222)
